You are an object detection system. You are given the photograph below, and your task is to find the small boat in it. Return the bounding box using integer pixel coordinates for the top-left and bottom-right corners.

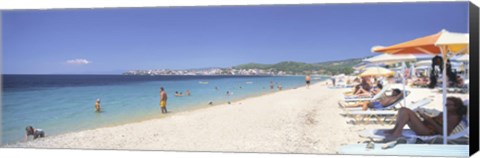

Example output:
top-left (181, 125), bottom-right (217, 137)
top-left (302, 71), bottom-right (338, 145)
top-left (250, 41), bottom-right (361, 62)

top-left (246, 82), bottom-right (253, 84)
top-left (198, 81), bottom-right (209, 84)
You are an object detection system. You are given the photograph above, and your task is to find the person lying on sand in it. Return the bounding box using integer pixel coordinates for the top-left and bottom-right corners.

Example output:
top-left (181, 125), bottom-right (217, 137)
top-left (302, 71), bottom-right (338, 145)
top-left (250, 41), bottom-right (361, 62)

top-left (384, 97), bottom-right (466, 140)
top-left (342, 89), bottom-right (403, 111)
top-left (25, 126), bottom-right (45, 141)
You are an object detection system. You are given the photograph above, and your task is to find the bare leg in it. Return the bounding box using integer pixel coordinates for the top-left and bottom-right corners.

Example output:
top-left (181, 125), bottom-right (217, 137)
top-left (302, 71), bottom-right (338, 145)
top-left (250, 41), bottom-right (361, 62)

top-left (362, 102), bottom-right (371, 111)
top-left (389, 108), bottom-right (432, 138)
top-left (343, 101), bottom-right (370, 108)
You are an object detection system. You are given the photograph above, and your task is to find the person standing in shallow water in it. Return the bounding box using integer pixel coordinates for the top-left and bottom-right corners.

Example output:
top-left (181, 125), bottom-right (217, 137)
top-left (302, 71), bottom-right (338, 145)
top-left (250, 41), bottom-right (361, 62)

top-left (95, 98), bottom-right (101, 112)
top-left (305, 74), bottom-right (311, 89)
top-left (160, 87), bottom-right (168, 114)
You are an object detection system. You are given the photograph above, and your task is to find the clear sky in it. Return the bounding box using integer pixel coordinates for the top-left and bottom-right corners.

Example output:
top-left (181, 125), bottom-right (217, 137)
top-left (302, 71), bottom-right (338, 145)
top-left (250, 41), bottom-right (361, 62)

top-left (2, 2), bottom-right (468, 74)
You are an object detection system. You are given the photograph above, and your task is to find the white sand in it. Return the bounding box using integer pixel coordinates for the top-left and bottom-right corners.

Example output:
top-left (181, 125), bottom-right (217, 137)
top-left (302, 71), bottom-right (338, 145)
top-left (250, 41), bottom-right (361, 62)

top-left (4, 81), bottom-right (468, 154)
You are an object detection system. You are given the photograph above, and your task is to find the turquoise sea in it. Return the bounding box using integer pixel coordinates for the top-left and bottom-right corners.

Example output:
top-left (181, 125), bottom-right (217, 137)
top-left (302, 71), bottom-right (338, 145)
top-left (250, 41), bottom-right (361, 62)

top-left (1, 75), bottom-right (326, 145)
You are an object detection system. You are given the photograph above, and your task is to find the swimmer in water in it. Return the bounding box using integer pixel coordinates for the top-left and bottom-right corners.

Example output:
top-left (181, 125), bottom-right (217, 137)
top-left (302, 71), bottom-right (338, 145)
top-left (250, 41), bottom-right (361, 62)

top-left (95, 99), bottom-right (101, 112)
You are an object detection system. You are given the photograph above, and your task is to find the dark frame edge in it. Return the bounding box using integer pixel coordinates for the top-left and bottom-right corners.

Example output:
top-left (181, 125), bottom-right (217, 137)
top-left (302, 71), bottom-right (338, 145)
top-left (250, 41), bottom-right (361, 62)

top-left (469, 1), bottom-right (479, 157)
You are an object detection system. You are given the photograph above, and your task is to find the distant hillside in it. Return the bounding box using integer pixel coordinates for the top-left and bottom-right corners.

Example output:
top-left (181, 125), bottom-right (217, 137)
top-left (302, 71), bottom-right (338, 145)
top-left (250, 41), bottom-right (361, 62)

top-left (124, 57), bottom-right (367, 76)
top-left (233, 58), bottom-right (364, 75)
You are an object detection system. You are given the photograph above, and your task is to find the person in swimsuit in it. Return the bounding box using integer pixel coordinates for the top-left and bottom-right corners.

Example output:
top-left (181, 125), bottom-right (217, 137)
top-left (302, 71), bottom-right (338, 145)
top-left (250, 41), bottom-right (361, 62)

top-left (160, 87), bottom-right (168, 114)
top-left (384, 97), bottom-right (466, 140)
top-left (305, 75), bottom-right (311, 89)
top-left (343, 89), bottom-right (403, 111)
top-left (354, 76), bottom-right (372, 95)
top-left (95, 98), bottom-right (101, 112)
top-left (25, 126), bottom-right (45, 141)
top-left (331, 76), bottom-right (336, 87)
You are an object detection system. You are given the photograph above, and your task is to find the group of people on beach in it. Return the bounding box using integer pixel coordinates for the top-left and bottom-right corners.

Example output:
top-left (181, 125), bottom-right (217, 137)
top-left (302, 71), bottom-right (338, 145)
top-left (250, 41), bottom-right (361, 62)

top-left (341, 76), bottom-right (397, 110)
top-left (337, 55), bottom-right (469, 142)
top-left (412, 56), bottom-right (466, 89)
top-left (341, 80), bottom-right (467, 141)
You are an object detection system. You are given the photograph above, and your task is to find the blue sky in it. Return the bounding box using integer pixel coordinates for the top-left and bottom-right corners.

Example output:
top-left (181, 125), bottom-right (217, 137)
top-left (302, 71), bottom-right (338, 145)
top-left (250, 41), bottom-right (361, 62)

top-left (2, 2), bottom-right (468, 74)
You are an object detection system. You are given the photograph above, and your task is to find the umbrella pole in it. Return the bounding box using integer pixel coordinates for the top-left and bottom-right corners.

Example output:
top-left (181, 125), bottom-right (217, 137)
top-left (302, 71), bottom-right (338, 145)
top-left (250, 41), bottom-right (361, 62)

top-left (466, 62), bottom-right (469, 79)
top-left (402, 62), bottom-right (407, 107)
top-left (441, 46), bottom-right (448, 145)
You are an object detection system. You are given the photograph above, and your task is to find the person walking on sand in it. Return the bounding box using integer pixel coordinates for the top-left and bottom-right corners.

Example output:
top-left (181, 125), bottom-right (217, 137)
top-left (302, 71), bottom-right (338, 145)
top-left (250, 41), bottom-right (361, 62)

top-left (160, 87), bottom-right (168, 114)
top-left (95, 98), bottom-right (101, 112)
top-left (331, 76), bottom-right (336, 87)
top-left (305, 74), bottom-right (311, 89)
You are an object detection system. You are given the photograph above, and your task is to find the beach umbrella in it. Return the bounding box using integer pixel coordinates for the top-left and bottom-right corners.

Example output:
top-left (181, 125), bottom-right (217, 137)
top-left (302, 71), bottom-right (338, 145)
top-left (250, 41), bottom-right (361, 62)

top-left (364, 53), bottom-right (417, 63)
top-left (410, 64), bottom-right (416, 78)
top-left (359, 67), bottom-right (395, 77)
top-left (415, 60), bottom-right (433, 77)
top-left (416, 65), bottom-right (430, 70)
top-left (372, 29), bottom-right (469, 144)
top-left (364, 54), bottom-right (423, 111)
top-left (452, 54), bottom-right (469, 62)
top-left (451, 54), bottom-right (469, 78)
top-left (415, 60), bottom-right (432, 67)
top-left (354, 62), bottom-right (388, 70)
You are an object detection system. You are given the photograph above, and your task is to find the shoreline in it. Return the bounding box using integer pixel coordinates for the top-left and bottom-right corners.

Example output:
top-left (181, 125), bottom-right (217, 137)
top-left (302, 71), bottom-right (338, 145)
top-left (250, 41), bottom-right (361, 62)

top-left (2, 80), bottom-right (327, 146)
top-left (5, 80), bottom-right (467, 154)
top-left (6, 81), bottom-right (350, 153)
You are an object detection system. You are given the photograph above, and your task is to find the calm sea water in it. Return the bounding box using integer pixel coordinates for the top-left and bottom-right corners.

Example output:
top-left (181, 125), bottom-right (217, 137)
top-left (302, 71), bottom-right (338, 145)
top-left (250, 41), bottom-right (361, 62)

top-left (1, 75), bottom-right (325, 145)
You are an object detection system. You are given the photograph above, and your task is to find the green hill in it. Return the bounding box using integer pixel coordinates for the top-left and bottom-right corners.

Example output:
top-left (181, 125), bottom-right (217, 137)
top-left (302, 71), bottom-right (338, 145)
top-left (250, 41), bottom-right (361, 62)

top-left (233, 58), bottom-right (364, 75)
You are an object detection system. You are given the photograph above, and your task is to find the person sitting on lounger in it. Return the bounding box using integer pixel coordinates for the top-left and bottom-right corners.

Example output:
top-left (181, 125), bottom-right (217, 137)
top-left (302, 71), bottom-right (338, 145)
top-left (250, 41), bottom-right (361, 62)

top-left (413, 76), bottom-right (430, 87)
top-left (454, 76), bottom-right (465, 88)
top-left (371, 83), bottom-right (383, 95)
top-left (353, 77), bottom-right (373, 96)
top-left (384, 97), bottom-right (466, 140)
top-left (343, 89), bottom-right (403, 111)
top-left (346, 82), bottom-right (383, 98)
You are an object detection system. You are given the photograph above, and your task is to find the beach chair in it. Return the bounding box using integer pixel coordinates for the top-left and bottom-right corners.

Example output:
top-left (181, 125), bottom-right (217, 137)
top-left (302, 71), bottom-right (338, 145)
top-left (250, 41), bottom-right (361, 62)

top-left (343, 84), bottom-right (390, 102)
top-left (342, 98), bottom-right (431, 125)
top-left (403, 116), bottom-right (469, 144)
top-left (340, 90), bottom-right (411, 110)
top-left (358, 116), bottom-right (469, 143)
top-left (338, 144), bottom-right (468, 157)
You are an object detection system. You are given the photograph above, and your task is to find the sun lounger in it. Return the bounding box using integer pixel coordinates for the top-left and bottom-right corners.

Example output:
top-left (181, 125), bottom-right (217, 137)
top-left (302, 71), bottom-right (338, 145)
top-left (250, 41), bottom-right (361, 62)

top-left (343, 84), bottom-right (390, 102)
top-left (438, 87), bottom-right (466, 93)
top-left (338, 144), bottom-right (468, 157)
top-left (402, 116), bottom-right (469, 144)
top-left (340, 91), bottom-right (412, 111)
top-left (358, 116), bottom-right (469, 143)
top-left (341, 98), bottom-right (432, 125)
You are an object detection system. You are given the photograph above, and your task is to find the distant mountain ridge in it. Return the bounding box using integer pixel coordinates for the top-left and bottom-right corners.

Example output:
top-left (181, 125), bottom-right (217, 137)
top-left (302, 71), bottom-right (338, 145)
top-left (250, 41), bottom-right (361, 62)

top-left (233, 57), bottom-right (365, 75)
top-left (123, 57), bottom-right (366, 76)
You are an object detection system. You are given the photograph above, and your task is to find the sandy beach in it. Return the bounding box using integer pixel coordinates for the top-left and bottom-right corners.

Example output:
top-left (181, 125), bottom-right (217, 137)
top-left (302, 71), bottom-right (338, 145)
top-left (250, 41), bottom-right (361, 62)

top-left (4, 81), bottom-right (469, 154)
